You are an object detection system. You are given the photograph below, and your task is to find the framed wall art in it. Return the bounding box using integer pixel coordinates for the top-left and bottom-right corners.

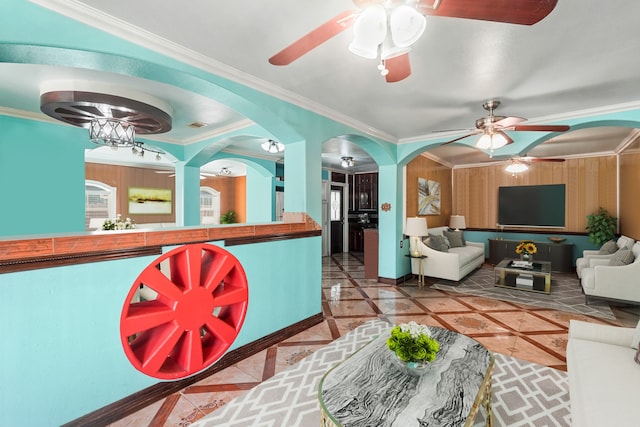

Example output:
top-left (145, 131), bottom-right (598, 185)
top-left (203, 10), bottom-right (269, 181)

top-left (128, 187), bottom-right (172, 214)
top-left (418, 178), bottom-right (440, 215)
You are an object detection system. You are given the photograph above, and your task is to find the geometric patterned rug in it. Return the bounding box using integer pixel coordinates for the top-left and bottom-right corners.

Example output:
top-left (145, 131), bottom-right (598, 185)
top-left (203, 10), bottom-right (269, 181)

top-left (433, 266), bottom-right (615, 320)
top-left (191, 319), bottom-right (571, 427)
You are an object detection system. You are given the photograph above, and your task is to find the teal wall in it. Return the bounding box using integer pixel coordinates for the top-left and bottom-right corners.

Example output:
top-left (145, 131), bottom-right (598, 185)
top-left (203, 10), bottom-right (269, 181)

top-left (0, 116), bottom-right (87, 236)
top-left (0, 237), bottom-right (321, 426)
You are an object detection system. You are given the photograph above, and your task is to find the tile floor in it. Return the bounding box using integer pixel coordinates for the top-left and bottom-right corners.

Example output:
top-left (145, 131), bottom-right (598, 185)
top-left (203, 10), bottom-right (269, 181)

top-left (109, 253), bottom-right (640, 426)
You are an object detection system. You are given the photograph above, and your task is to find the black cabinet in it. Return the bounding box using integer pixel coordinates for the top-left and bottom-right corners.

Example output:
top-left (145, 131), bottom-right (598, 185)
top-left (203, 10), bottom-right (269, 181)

top-left (489, 239), bottom-right (574, 273)
top-left (354, 173), bottom-right (378, 211)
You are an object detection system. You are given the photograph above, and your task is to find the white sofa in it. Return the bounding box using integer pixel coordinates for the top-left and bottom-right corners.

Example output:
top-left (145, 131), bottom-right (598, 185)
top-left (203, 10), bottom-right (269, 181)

top-left (567, 319), bottom-right (640, 427)
top-left (410, 226), bottom-right (485, 281)
top-left (576, 235), bottom-right (635, 278)
top-left (580, 242), bottom-right (640, 304)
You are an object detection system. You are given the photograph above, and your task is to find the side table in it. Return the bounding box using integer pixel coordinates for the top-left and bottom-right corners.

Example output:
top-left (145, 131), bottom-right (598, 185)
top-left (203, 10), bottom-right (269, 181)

top-left (405, 254), bottom-right (428, 287)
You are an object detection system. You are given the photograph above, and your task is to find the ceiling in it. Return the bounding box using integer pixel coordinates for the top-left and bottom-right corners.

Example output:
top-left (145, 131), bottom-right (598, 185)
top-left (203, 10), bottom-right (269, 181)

top-left (7, 0), bottom-right (640, 174)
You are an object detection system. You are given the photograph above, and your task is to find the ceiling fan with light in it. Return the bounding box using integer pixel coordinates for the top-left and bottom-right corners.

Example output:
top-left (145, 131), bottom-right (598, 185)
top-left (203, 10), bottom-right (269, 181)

top-left (439, 100), bottom-right (570, 153)
top-left (504, 156), bottom-right (565, 175)
top-left (268, 0), bottom-right (558, 82)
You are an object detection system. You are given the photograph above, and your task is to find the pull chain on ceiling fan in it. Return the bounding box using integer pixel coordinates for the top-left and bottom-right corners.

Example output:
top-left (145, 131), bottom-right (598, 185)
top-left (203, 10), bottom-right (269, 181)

top-left (268, 0), bottom-right (558, 83)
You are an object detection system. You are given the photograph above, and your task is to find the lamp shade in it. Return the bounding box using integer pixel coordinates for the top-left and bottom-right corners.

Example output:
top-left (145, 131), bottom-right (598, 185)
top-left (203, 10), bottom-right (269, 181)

top-left (404, 217), bottom-right (429, 237)
top-left (449, 215), bottom-right (466, 230)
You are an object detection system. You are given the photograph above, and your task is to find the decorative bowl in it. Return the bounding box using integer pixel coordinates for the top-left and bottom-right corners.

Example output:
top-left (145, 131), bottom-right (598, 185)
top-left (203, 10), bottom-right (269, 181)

top-left (548, 237), bottom-right (566, 243)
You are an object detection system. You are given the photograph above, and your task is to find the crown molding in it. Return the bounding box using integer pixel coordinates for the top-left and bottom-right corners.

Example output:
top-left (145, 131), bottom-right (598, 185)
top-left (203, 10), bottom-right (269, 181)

top-left (0, 106), bottom-right (58, 124)
top-left (29, 0), bottom-right (396, 143)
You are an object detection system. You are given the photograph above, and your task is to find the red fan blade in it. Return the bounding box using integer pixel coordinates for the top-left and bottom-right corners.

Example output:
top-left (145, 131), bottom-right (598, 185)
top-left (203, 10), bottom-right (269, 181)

top-left (441, 132), bottom-right (478, 145)
top-left (494, 116), bottom-right (527, 128)
top-left (512, 125), bottom-right (570, 132)
top-left (268, 10), bottom-right (357, 66)
top-left (423, 0), bottom-right (558, 26)
top-left (384, 53), bottom-right (412, 83)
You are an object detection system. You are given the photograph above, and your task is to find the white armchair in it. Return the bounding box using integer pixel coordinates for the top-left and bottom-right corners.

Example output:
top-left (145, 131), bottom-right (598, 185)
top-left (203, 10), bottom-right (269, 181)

top-left (580, 242), bottom-right (640, 304)
top-left (576, 235), bottom-right (635, 278)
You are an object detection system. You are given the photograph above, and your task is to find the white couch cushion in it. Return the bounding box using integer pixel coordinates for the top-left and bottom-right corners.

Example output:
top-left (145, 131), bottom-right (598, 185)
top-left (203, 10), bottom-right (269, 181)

top-left (449, 246), bottom-right (483, 268)
top-left (581, 268), bottom-right (594, 290)
top-left (568, 338), bottom-right (640, 427)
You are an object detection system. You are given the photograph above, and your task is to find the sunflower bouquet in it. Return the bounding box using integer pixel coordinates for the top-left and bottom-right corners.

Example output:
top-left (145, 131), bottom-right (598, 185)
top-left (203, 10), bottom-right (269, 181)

top-left (386, 321), bottom-right (440, 363)
top-left (515, 240), bottom-right (537, 256)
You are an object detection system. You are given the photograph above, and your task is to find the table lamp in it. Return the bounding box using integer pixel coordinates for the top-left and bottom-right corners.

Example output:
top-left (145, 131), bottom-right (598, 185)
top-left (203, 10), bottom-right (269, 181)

top-left (449, 215), bottom-right (466, 231)
top-left (405, 217), bottom-right (429, 257)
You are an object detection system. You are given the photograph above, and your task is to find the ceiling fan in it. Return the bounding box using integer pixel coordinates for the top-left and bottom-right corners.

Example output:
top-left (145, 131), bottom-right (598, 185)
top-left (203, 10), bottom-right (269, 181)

top-left (268, 0), bottom-right (558, 83)
top-left (440, 100), bottom-right (570, 151)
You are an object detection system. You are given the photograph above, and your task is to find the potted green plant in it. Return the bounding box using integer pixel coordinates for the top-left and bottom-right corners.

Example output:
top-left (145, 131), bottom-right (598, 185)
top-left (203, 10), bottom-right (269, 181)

top-left (586, 207), bottom-right (617, 246)
top-left (220, 210), bottom-right (236, 224)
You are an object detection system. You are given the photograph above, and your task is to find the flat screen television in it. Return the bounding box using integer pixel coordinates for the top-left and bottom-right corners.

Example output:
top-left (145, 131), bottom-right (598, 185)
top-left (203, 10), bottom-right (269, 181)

top-left (498, 184), bottom-right (566, 228)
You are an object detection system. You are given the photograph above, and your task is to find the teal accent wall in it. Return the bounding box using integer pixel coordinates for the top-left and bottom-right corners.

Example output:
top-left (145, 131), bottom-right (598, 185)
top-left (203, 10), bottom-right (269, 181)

top-left (245, 167), bottom-right (273, 223)
top-left (0, 237), bottom-right (321, 426)
top-left (378, 164), bottom-right (408, 279)
top-left (0, 116), bottom-right (87, 236)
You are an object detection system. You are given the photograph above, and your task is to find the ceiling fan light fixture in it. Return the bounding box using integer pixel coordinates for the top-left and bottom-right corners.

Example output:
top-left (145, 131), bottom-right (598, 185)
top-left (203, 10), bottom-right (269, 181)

top-left (341, 156), bottom-right (355, 168)
top-left (261, 139), bottom-right (284, 153)
top-left (380, 33), bottom-right (411, 60)
top-left (349, 5), bottom-right (388, 59)
top-left (390, 5), bottom-right (426, 48)
top-left (476, 132), bottom-right (508, 150)
top-left (505, 161), bottom-right (529, 174)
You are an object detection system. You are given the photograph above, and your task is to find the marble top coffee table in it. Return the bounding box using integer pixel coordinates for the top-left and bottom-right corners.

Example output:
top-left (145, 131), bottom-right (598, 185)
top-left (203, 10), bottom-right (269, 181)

top-left (318, 326), bottom-right (494, 427)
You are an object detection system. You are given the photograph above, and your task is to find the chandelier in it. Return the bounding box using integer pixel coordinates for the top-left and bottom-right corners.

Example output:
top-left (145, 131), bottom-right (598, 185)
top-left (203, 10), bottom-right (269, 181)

top-left (349, 1), bottom-right (430, 76)
top-left (261, 139), bottom-right (284, 153)
top-left (89, 118), bottom-right (164, 160)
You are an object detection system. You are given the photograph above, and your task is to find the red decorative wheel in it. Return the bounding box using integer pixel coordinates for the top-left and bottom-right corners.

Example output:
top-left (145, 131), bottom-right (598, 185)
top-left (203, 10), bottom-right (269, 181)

top-left (120, 243), bottom-right (249, 379)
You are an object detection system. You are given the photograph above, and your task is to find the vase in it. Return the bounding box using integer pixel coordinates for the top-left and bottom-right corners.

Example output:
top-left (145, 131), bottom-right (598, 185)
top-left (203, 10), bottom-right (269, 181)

top-left (392, 354), bottom-right (432, 376)
top-left (520, 253), bottom-right (533, 262)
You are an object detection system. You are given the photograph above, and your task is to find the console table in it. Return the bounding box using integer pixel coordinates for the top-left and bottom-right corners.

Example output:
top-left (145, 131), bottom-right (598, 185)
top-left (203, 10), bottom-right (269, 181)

top-left (488, 239), bottom-right (573, 273)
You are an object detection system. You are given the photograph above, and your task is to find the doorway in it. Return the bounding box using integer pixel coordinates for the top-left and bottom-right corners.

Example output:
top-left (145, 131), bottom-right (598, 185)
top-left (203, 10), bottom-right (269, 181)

top-left (330, 185), bottom-right (344, 254)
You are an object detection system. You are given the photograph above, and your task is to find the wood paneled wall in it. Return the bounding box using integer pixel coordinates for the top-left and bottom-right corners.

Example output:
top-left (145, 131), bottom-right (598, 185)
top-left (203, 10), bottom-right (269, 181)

top-left (453, 157), bottom-right (618, 232)
top-left (200, 176), bottom-right (247, 223)
top-left (405, 155), bottom-right (452, 228)
top-left (86, 163), bottom-right (176, 224)
top-left (620, 149), bottom-right (640, 239)
top-left (87, 164), bottom-right (247, 225)
top-left (406, 155), bottom-right (623, 234)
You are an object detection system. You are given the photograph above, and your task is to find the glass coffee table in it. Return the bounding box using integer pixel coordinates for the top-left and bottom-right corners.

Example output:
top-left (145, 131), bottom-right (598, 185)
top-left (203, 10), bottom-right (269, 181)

top-left (319, 326), bottom-right (494, 427)
top-left (494, 258), bottom-right (552, 294)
